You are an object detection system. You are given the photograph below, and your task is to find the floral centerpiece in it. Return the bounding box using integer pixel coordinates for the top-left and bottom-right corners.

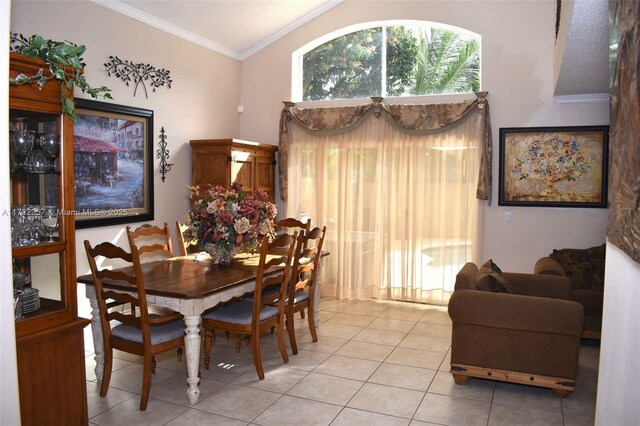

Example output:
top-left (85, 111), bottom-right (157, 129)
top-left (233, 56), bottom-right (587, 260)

top-left (183, 182), bottom-right (277, 264)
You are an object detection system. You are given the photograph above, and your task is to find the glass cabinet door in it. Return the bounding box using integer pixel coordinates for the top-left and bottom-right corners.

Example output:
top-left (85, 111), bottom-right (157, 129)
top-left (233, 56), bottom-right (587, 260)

top-left (10, 109), bottom-right (66, 320)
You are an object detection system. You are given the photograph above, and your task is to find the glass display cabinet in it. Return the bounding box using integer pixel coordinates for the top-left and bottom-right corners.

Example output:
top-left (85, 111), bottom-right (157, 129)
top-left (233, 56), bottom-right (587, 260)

top-left (9, 52), bottom-right (90, 425)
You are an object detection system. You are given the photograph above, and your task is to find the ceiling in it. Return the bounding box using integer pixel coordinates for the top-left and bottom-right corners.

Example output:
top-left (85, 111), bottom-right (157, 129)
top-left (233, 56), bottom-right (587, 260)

top-left (93, 0), bottom-right (608, 99)
top-left (93, 0), bottom-right (342, 60)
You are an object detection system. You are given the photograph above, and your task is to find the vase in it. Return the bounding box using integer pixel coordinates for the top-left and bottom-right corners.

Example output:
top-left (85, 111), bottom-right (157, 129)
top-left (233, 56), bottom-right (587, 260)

top-left (540, 181), bottom-right (560, 197)
top-left (203, 243), bottom-right (241, 265)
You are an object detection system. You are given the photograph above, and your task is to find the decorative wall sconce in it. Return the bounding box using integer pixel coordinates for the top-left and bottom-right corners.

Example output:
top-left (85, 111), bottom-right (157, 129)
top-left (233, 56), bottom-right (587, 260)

top-left (157, 127), bottom-right (173, 182)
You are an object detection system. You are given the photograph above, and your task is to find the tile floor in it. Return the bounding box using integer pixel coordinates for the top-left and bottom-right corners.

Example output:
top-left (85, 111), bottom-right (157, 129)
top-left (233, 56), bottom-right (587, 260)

top-left (84, 298), bottom-right (599, 425)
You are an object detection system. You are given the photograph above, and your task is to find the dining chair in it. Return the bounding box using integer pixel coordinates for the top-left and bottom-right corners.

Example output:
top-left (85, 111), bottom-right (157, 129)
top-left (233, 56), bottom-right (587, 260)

top-left (126, 222), bottom-right (175, 259)
top-left (286, 226), bottom-right (327, 354)
top-left (83, 240), bottom-right (185, 411)
top-left (201, 232), bottom-right (298, 379)
top-left (175, 221), bottom-right (194, 257)
top-left (127, 222), bottom-right (184, 360)
top-left (275, 217), bottom-right (311, 319)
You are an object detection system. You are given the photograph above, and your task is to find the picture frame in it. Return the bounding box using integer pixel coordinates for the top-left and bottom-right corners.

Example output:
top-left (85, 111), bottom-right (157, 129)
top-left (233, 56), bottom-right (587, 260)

top-left (499, 126), bottom-right (609, 208)
top-left (73, 99), bottom-right (154, 228)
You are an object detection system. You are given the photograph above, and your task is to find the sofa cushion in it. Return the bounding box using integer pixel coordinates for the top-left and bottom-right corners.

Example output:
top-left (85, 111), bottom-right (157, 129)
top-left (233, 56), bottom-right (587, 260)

top-left (549, 244), bottom-right (605, 291)
top-left (476, 260), bottom-right (512, 293)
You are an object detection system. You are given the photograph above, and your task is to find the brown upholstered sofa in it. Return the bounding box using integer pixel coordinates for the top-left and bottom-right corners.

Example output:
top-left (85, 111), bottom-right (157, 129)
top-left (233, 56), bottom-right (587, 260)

top-left (448, 262), bottom-right (584, 397)
top-left (534, 244), bottom-right (605, 339)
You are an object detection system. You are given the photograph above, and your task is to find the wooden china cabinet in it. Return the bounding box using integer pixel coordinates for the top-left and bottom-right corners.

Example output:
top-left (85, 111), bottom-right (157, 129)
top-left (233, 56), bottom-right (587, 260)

top-left (190, 138), bottom-right (278, 203)
top-left (9, 53), bottom-right (90, 425)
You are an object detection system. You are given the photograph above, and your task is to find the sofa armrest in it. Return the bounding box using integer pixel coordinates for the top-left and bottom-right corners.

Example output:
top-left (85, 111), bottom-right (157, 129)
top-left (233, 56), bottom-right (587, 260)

top-left (448, 290), bottom-right (583, 336)
top-left (534, 257), bottom-right (566, 276)
top-left (503, 272), bottom-right (574, 300)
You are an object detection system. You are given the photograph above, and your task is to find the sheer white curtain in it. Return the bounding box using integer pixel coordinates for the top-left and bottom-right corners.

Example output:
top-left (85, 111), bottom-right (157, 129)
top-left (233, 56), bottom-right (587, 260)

top-left (286, 112), bottom-right (483, 304)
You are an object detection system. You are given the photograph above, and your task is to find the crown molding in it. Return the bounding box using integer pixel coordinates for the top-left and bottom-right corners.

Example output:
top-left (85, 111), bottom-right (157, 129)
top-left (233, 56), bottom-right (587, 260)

top-left (554, 93), bottom-right (610, 103)
top-left (239, 0), bottom-right (344, 60)
top-left (91, 0), bottom-right (242, 60)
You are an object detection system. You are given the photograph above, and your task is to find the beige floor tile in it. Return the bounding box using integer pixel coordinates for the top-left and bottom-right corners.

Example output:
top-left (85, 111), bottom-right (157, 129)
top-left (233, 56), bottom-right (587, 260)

top-left (318, 311), bottom-right (337, 323)
top-left (427, 371), bottom-right (495, 401)
top-left (331, 408), bottom-right (410, 426)
top-left (85, 354), bottom-right (135, 382)
top-left (319, 299), bottom-right (354, 313)
top-left (164, 409), bottom-right (249, 426)
top-left (314, 355), bottom-right (381, 381)
top-left (379, 308), bottom-right (426, 321)
top-left (493, 382), bottom-right (562, 413)
top-left (347, 382), bottom-right (424, 418)
top-left (398, 334), bottom-right (450, 353)
top-left (488, 403), bottom-right (563, 425)
top-left (563, 413), bottom-right (596, 426)
top-left (438, 352), bottom-right (451, 371)
top-left (232, 366), bottom-right (307, 393)
top-left (253, 395), bottom-right (342, 426)
top-left (86, 381), bottom-right (136, 419)
top-left (368, 363), bottom-right (436, 391)
top-left (150, 373), bottom-right (226, 407)
top-left (198, 357), bottom-right (255, 383)
top-left (294, 334), bottom-right (348, 354)
top-left (326, 312), bottom-right (376, 327)
top-left (419, 310), bottom-right (452, 326)
top-left (194, 384), bottom-right (280, 422)
top-left (353, 328), bottom-right (407, 346)
top-left (386, 347), bottom-right (446, 370)
top-left (368, 317), bottom-right (417, 333)
top-left (276, 349), bottom-right (331, 371)
top-left (105, 363), bottom-right (176, 395)
top-left (334, 340), bottom-right (395, 362)
top-left (409, 323), bottom-right (452, 338)
top-left (287, 372), bottom-right (364, 405)
top-left (347, 301), bottom-right (391, 316)
top-left (409, 421), bottom-right (442, 426)
top-left (315, 323), bottom-right (363, 340)
top-left (413, 393), bottom-right (491, 425)
top-left (561, 386), bottom-right (597, 417)
top-left (90, 397), bottom-right (188, 426)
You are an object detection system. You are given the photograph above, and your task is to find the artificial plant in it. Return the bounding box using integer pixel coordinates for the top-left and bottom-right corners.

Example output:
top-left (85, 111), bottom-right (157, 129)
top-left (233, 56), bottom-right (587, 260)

top-left (9, 34), bottom-right (112, 121)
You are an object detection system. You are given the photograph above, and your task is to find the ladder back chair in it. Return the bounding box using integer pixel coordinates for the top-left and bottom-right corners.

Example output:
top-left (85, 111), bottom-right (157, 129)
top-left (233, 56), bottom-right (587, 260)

top-left (201, 233), bottom-right (297, 379)
top-left (83, 241), bottom-right (185, 411)
top-left (175, 221), bottom-right (195, 257)
top-left (286, 226), bottom-right (327, 354)
top-left (126, 222), bottom-right (174, 259)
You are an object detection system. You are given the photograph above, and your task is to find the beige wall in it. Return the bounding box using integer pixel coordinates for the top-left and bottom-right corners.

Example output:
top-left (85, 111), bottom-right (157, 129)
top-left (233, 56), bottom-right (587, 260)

top-left (239, 0), bottom-right (609, 271)
top-left (10, 0), bottom-right (241, 276)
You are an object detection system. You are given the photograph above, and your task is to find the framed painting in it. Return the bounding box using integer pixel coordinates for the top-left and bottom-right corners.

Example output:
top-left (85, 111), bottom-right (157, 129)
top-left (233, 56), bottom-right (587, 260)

top-left (73, 99), bottom-right (154, 228)
top-left (499, 126), bottom-right (609, 208)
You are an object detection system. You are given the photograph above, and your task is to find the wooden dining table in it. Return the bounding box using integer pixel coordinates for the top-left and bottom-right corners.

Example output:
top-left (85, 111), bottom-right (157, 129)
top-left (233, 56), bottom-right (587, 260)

top-left (77, 251), bottom-right (326, 405)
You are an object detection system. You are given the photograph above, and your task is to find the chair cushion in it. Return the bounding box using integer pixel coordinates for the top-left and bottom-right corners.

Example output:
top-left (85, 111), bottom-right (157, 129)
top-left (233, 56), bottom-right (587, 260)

top-left (111, 314), bottom-right (184, 345)
top-left (203, 300), bottom-right (278, 324)
top-left (293, 290), bottom-right (309, 304)
top-left (476, 259), bottom-right (511, 293)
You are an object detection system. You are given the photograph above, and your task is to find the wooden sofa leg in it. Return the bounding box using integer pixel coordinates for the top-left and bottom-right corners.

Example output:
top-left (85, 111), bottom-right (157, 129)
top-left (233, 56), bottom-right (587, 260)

top-left (552, 389), bottom-right (571, 399)
top-left (452, 374), bottom-right (470, 385)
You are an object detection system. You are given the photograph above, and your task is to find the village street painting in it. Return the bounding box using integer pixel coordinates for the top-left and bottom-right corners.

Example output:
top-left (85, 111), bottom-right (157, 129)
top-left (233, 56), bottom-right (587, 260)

top-left (74, 112), bottom-right (146, 210)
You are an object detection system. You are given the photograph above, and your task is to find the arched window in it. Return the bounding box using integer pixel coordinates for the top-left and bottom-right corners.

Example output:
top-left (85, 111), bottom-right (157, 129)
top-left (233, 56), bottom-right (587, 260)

top-left (292, 21), bottom-right (481, 101)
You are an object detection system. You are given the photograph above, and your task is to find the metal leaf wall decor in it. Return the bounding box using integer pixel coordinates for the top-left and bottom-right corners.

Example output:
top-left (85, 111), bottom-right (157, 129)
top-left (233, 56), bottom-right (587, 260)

top-left (104, 56), bottom-right (172, 98)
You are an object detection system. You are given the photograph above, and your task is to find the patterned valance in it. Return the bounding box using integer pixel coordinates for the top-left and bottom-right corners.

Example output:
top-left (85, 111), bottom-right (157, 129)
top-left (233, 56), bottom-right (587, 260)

top-left (279, 92), bottom-right (492, 203)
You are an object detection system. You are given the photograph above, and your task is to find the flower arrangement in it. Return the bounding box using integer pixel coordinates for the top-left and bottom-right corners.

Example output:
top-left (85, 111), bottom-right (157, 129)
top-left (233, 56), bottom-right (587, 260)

top-left (183, 182), bottom-right (277, 264)
top-left (514, 137), bottom-right (591, 195)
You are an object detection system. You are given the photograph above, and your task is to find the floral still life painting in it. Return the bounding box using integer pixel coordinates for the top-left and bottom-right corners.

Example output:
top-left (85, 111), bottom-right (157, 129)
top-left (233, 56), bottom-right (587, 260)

top-left (183, 182), bottom-right (277, 264)
top-left (499, 126), bottom-right (608, 207)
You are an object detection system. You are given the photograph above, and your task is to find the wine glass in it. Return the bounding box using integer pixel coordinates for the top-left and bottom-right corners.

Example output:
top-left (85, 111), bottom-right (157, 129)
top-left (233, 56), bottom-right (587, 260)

top-left (10, 129), bottom-right (35, 172)
top-left (26, 149), bottom-right (50, 173)
top-left (38, 133), bottom-right (60, 172)
top-left (41, 206), bottom-right (59, 243)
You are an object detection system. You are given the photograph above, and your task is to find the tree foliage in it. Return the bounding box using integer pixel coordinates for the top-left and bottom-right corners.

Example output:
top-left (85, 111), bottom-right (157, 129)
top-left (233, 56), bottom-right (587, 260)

top-left (412, 28), bottom-right (480, 95)
top-left (301, 24), bottom-right (480, 101)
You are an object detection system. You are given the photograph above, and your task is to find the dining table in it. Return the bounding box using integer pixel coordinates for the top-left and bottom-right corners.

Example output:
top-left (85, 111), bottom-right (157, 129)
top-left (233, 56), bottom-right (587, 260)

top-left (77, 251), bottom-right (326, 405)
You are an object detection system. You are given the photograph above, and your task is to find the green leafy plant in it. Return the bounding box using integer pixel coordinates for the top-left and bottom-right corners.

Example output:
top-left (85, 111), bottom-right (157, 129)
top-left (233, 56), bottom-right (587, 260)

top-left (9, 34), bottom-right (112, 121)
